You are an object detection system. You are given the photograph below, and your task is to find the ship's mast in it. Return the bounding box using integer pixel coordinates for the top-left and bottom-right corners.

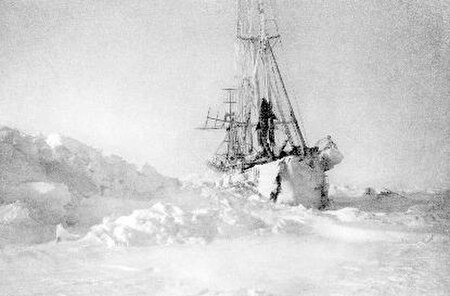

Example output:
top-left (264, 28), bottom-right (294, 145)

top-left (237, 0), bottom-right (307, 155)
top-left (200, 0), bottom-right (310, 171)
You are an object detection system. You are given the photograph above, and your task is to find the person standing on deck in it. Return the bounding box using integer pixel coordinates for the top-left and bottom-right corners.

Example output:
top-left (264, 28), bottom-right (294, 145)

top-left (256, 98), bottom-right (277, 159)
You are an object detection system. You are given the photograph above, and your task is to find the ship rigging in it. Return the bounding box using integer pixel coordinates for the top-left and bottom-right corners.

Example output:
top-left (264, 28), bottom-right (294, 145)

top-left (199, 0), bottom-right (310, 172)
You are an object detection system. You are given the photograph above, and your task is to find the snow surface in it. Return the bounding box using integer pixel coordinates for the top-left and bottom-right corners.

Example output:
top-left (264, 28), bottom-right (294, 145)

top-left (0, 178), bottom-right (449, 295)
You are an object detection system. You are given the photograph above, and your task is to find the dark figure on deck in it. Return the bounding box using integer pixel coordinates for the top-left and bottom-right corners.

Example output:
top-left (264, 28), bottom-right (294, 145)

top-left (256, 98), bottom-right (277, 159)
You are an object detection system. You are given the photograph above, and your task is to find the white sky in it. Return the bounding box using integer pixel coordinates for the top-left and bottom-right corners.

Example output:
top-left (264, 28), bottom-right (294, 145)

top-left (1, 0), bottom-right (449, 190)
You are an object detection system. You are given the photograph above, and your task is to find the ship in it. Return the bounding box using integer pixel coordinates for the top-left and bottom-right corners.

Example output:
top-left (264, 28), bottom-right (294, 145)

top-left (199, 0), bottom-right (343, 209)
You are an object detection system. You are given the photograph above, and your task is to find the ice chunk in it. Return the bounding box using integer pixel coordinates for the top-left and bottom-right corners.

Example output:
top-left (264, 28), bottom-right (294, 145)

top-left (316, 136), bottom-right (343, 171)
top-left (46, 133), bottom-right (62, 148)
top-left (0, 202), bottom-right (31, 224)
top-left (86, 202), bottom-right (219, 247)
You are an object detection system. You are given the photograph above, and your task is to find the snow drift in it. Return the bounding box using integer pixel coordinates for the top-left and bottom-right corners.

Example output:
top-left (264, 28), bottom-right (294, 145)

top-left (82, 182), bottom-right (447, 248)
top-left (0, 172), bottom-right (448, 295)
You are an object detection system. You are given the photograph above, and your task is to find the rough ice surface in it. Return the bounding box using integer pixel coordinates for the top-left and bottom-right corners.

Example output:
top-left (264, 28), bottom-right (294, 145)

top-left (1, 128), bottom-right (449, 295)
top-left (1, 176), bottom-right (449, 295)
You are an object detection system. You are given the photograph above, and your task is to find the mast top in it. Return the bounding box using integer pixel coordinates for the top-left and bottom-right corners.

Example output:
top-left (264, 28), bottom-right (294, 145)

top-left (236, 0), bottom-right (279, 42)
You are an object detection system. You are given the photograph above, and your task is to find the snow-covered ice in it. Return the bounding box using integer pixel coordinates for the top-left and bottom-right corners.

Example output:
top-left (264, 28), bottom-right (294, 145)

top-left (45, 133), bottom-right (62, 149)
top-left (0, 128), bottom-right (448, 294)
top-left (0, 177), bottom-right (449, 296)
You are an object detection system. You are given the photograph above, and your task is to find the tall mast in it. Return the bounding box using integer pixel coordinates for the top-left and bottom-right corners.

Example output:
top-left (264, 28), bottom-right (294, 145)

top-left (201, 0), bottom-right (311, 172)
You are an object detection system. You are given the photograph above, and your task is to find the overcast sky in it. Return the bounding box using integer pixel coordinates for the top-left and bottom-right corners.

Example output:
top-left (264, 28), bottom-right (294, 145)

top-left (1, 0), bottom-right (449, 190)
